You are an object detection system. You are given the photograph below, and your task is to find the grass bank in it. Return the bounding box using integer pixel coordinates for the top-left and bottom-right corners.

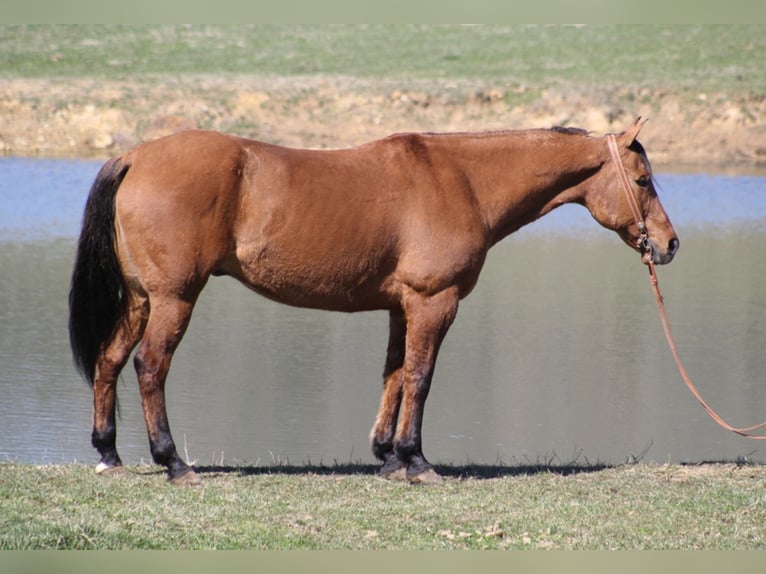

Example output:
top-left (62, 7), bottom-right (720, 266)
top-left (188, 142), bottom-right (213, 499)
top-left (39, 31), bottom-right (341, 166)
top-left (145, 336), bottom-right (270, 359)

top-left (1, 25), bottom-right (765, 165)
top-left (2, 25), bottom-right (764, 94)
top-left (1, 462), bottom-right (764, 549)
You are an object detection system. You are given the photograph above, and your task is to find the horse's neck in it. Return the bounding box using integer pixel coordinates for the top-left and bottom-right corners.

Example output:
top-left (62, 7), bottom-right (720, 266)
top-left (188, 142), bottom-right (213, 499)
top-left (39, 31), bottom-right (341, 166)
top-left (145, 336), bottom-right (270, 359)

top-left (449, 131), bottom-right (604, 244)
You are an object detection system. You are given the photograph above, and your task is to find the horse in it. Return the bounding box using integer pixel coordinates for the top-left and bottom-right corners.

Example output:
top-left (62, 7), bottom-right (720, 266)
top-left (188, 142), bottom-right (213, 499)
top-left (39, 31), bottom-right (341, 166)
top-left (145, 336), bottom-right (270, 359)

top-left (68, 117), bottom-right (679, 485)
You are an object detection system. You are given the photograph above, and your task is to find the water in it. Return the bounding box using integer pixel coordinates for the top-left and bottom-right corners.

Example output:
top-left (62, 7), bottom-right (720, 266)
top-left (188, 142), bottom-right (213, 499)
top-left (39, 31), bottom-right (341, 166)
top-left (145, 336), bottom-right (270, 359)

top-left (1, 157), bottom-right (765, 468)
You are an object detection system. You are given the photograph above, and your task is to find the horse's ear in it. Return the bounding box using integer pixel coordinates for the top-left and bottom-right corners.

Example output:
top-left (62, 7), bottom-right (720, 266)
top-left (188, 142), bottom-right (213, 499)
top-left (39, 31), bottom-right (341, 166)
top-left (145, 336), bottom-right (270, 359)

top-left (618, 116), bottom-right (649, 147)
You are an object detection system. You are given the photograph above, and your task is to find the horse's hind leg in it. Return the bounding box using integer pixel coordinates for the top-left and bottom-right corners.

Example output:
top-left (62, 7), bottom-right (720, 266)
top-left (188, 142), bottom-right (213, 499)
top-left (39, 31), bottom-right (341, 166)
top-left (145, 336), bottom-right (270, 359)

top-left (370, 309), bottom-right (407, 480)
top-left (134, 294), bottom-right (199, 484)
top-left (92, 297), bottom-right (147, 475)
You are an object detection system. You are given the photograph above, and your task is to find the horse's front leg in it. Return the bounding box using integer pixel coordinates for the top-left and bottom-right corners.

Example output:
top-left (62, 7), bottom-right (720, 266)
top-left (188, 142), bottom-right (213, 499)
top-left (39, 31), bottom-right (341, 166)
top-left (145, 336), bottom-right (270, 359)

top-left (394, 287), bottom-right (459, 484)
top-left (371, 309), bottom-right (407, 480)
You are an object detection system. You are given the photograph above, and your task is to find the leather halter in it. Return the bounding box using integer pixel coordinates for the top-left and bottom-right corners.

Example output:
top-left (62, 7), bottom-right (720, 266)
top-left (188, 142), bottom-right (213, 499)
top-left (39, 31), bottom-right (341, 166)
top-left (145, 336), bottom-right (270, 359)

top-left (606, 133), bottom-right (649, 253)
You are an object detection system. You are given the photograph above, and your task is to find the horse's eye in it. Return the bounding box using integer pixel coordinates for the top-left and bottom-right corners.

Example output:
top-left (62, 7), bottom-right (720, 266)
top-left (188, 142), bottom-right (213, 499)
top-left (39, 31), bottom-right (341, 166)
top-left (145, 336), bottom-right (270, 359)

top-left (636, 175), bottom-right (650, 188)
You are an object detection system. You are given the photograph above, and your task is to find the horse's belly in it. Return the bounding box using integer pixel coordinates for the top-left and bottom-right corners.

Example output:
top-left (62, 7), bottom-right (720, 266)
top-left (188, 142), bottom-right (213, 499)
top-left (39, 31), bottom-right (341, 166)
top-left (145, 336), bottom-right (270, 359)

top-left (226, 246), bottom-right (397, 312)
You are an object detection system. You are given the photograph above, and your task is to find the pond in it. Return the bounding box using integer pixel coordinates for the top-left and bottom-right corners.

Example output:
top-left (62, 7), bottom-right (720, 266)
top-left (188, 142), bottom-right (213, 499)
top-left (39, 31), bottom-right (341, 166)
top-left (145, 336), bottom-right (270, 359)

top-left (1, 156), bottom-right (765, 468)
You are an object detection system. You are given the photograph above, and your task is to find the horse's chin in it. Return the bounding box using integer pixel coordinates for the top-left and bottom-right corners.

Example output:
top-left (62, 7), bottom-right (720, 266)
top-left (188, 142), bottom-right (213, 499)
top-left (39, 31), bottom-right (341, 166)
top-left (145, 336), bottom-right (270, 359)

top-left (641, 251), bottom-right (655, 265)
top-left (641, 244), bottom-right (676, 266)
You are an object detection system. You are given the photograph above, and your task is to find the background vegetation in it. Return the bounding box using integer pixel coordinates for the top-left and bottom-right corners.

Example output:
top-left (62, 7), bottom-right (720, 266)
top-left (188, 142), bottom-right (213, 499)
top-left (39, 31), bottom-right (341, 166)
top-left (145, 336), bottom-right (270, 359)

top-left (1, 25), bottom-right (764, 94)
top-left (1, 25), bottom-right (764, 164)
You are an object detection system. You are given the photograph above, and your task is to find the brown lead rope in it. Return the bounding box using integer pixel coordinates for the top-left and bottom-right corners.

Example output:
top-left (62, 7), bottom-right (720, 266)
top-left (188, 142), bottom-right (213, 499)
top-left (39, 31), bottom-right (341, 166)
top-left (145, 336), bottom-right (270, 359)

top-left (607, 133), bottom-right (766, 440)
top-left (647, 261), bottom-right (766, 439)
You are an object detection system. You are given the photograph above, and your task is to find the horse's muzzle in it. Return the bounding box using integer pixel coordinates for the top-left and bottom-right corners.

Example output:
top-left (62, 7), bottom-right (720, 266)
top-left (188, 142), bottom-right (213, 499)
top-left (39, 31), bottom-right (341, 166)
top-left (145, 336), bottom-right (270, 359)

top-left (643, 237), bottom-right (679, 265)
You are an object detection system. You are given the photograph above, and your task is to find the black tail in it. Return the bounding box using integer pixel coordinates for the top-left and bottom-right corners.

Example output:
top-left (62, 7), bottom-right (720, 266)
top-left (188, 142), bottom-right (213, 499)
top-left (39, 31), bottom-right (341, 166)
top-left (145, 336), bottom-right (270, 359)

top-left (68, 157), bottom-right (131, 387)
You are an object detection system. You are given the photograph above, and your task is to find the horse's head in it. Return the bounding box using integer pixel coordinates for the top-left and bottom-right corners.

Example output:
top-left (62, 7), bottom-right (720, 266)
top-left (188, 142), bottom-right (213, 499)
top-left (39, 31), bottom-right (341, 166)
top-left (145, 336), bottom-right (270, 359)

top-left (584, 117), bottom-right (679, 265)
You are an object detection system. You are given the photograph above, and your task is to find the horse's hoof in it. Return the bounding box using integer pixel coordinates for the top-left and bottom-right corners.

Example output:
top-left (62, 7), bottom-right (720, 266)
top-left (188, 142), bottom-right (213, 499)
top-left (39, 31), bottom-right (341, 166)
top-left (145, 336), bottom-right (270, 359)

top-left (169, 468), bottom-right (201, 486)
top-left (380, 466), bottom-right (408, 481)
top-left (95, 462), bottom-right (124, 476)
top-left (407, 467), bottom-right (443, 485)
top-left (379, 456), bottom-right (408, 481)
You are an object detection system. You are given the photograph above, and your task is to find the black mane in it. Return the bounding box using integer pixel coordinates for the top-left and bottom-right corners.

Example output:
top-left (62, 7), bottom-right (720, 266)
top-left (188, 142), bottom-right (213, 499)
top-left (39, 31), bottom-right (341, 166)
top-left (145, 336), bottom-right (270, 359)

top-left (551, 126), bottom-right (590, 136)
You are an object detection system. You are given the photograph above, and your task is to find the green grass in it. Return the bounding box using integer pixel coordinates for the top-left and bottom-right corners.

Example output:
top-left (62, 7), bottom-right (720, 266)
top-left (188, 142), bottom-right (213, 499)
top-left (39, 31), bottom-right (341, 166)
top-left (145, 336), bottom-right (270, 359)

top-left (1, 25), bottom-right (764, 94)
top-left (2, 462), bottom-right (765, 549)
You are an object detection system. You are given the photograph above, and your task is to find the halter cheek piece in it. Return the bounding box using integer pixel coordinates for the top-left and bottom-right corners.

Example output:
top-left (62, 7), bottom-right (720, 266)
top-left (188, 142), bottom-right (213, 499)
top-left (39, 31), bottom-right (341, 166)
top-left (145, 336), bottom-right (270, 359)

top-left (606, 133), bottom-right (651, 255)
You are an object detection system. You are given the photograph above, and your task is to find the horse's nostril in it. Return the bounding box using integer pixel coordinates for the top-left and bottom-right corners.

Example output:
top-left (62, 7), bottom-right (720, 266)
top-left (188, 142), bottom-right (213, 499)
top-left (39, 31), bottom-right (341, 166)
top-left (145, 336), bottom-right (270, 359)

top-left (668, 238), bottom-right (680, 254)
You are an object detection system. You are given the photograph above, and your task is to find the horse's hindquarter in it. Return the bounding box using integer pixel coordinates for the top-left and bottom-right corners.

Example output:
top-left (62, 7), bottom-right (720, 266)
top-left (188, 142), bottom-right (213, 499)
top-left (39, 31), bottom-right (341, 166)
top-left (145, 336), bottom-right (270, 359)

top-left (114, 131), bottom-right (246, 297)
top-left (230, 134), bottom-right (488, 310)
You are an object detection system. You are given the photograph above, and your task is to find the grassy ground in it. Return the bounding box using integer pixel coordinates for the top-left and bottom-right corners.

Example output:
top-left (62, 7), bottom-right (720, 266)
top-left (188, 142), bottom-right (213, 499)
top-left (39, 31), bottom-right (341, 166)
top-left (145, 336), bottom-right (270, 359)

top-left (1, 25), bottom-right (764, 94)
top-left (2, 461), bottom-right (765, 549)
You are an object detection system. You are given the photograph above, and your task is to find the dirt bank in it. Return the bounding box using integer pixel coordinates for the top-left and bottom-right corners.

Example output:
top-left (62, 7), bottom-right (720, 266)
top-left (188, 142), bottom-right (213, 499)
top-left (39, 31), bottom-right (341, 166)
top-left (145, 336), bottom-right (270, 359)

top-left (2, 76), bottom-right (765, 170)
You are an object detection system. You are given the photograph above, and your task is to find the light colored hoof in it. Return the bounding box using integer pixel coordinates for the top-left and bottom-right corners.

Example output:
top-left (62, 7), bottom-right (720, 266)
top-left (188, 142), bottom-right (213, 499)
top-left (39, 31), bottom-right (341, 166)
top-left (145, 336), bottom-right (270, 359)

top-left (170, 469), bottom-right (201, 486)
top-left (95, 462), bottom-right (124, 476)
top-left (381, 466), bottom-right (408, 482)
top-left (408, 468), bottom-right (443, 485)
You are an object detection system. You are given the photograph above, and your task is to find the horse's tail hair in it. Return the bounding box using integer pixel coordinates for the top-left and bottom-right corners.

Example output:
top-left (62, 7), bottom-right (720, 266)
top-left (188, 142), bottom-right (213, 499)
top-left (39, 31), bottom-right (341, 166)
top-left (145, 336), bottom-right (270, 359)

top-left (68, 156), bottom-right (132, 388)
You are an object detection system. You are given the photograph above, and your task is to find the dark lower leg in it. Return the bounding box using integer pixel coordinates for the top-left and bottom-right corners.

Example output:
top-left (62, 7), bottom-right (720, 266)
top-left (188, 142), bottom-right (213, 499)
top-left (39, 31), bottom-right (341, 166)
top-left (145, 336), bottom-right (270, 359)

top-left (371, 310), bottom-right (406, 476)
top-left (92, 422), bottom-right (121, 470)
top-left (135, 345), bottom-right (192, 481)
top-left (395, 404), bottom-right (442, 485)
top-left (394, 378), bottom-right (436, 480)
top-left (135, 351), bottom-right (194, 482)
top-left (92, 364), bottom-right (123, 471)
top-left (147, 420), bottom-right (192, 481)
top-left (372, 371), bottom-right (408, 479)
top-left (92, 302), bottom-right (146, 473)
top-left (371, 370), bottom-right (403, 460)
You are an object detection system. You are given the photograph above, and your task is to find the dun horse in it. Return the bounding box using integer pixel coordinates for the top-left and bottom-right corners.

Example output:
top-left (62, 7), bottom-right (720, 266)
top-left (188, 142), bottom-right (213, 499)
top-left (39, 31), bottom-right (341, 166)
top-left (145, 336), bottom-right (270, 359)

top-left (69, 117), bottom-right (678, 485)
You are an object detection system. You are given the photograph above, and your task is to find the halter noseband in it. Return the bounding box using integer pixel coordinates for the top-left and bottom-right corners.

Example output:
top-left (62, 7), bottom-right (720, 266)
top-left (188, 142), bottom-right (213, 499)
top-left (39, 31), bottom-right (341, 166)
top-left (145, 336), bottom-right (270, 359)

top-left (606, 133), bottom-right (650, 254)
